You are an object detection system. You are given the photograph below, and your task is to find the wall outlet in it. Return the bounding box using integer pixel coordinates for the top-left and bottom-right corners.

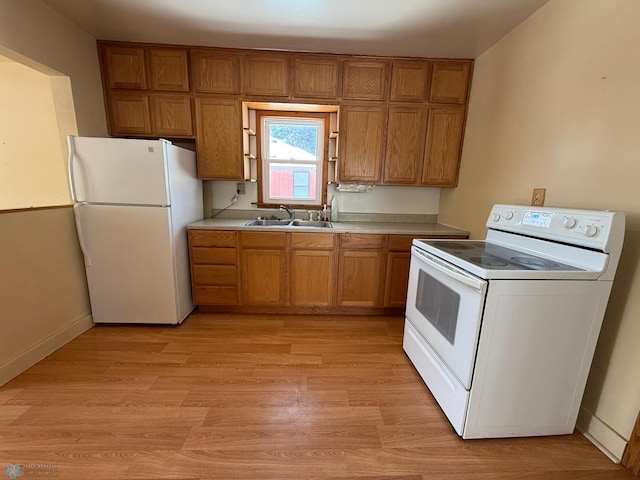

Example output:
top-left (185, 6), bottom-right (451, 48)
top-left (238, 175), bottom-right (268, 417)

top-left (236, 182), bottom-right (246, 195)
top-left (531, 188), bottom-right (546, 206)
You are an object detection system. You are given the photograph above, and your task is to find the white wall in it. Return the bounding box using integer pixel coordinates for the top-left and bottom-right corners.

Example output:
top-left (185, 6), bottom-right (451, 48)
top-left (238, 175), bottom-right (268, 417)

top-left (439, 0), bottom-right (640, 461)
top-left (0, 60), bottom-right (70, 209)
top-left (0, 0), bottom-right (106, 384)
top-left (206, 180), bottom-right (441, 217)
top-left (0, 0), bottom-right (107, 137)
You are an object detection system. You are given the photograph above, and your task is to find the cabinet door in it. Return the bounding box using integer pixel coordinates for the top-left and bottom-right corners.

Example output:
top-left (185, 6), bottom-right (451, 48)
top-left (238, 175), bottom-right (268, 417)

top-left (148, 48), bottom-right (189, 91)
top-left (421, 106), bottom-right (465, 186)
top-left (291, 250), bottom-right (335, 306)
top-left (384, 251), bottom-right (411, 307)
top-left (337, 250), bottom-right (386, 307)
top-left (151, 95), bottom-right (193, 137)
top-left (194, 98), bottom-right (243, 179)
top-left (383, 106), bottom-right (427, 184)
top-left (338, 104), bottom-right (386, 183)
top-left (390, 60), bottom-right (430, 102)
top-left (342, 60), bottom-right (389, 101)
top-left (292, 55), bottom-right (338, 99)
top-left (191, 50), bottom-right (241, 94)
top-left (107, 93), bottom-right (152, 136)
top-left (102, 44), bottom-right (147, 90)
top-left (241, 249), bottom-right (287, 305)
top-left (429, 62), bottom-right (472, 104)
top-left (244, 53), bottom-right (290, 96)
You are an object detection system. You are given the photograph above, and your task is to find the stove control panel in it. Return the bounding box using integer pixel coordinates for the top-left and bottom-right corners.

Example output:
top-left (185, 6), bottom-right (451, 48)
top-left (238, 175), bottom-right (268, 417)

top-left (486, 204), bottom-right (625, 252)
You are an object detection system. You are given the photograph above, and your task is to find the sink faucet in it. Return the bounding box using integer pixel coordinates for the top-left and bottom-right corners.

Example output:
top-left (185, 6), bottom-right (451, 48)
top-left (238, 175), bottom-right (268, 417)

top-left (279, 205), bottom-right (294, 220)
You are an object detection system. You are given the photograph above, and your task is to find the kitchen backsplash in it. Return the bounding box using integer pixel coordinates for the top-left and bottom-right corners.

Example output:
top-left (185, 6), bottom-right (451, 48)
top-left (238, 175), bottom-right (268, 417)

top-left (205, 181), bottom-right (441, 218)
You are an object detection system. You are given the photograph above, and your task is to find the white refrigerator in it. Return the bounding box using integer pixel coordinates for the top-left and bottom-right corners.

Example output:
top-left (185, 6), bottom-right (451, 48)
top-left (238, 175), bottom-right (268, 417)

top-left (68, 136), bottom-right (203, 324)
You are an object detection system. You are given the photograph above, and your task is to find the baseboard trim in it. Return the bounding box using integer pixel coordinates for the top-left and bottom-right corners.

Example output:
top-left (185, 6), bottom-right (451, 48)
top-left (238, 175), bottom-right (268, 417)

top-left (0, 313), bottom-right (94, 387)
top-left (577, 406), bottom-right (628, 463)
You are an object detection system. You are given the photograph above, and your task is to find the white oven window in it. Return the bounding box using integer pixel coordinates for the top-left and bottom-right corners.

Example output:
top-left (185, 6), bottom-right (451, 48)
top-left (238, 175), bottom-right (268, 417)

top-left (416, 270), bottom-right (460, 344)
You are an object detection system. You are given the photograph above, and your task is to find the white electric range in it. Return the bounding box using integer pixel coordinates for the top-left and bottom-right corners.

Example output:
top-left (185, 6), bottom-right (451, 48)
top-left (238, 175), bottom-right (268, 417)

top-left (403, 204), bottom-right (625, 439)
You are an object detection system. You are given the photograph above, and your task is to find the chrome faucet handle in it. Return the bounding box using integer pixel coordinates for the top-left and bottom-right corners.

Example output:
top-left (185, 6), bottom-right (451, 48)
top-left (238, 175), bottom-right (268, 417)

top-left (279, 204), bottom-right (294, 220)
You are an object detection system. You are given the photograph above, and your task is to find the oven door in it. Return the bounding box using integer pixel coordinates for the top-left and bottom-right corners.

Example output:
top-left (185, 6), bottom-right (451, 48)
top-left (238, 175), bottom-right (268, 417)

top-left (405, 246), bottom-right (488, 389)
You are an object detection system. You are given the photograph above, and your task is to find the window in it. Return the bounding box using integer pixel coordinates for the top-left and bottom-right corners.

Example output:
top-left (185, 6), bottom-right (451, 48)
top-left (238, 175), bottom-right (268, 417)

top-left (257, 112), bottom-right (328, 207)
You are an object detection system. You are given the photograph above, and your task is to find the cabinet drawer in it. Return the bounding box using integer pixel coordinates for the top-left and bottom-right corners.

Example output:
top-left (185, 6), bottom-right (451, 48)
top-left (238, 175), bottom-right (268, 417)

top-left (189, 230), bottom-right (236, 247)
top-left (191, 247), bottom-right (237, 265)
top-left (291, 233), bottom-right (335, 249)
top-left (192, 265), bottom-right (237, 285)
top-left (388, 235), bottom-right (417, 251)
top-left (193, 286), bottom-right (239, 305)
top-left (240, 231), bottom-right (287, 248)
top-left (339, 233), bottom-right (386, 250)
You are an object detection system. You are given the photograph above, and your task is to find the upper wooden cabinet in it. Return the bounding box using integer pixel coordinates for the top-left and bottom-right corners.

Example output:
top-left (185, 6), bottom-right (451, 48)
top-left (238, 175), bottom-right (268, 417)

top-left (292, 55), bottom-right (339, 99)
top-left (148, 48), bottom-right (189, 91)
top-left (243, 53), bottom-right (291, 96)
top-left (338, 104), bottom-right (387, 183)
top-left (102, 44), bottom-right (147, 90)
top-left (422, 106), bottom-right (466, 186)
top-left (383, 106), bottom-right (427, 184)
top-left (390, 60), bottom-right (430, 103)
top-left (194, 98), bottom-right (243, 179)
top-left (97, 41), bottom-right (473, 187)
top-left (190, 50), bottom-right (241, 94)
top-left (150, 95), bottom-right (193, 137)
top-left (429, 62), bottom-right (472, 104)
top-left (342, 59), bottom-right (389, 101)
top-left (107, 93), bottom-right (152, 136)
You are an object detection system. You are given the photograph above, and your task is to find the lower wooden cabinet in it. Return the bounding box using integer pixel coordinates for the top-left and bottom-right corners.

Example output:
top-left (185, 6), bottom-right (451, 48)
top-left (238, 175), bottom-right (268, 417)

top-left (188, 229), bottom-right (466, 312)
top-left (336, 250), bottom-right (386, 307)
top-left (188, 230), bottom-right (239, 305)
top-left (239, 232), bottom-right (287, 306)
top-left (336, 234), bottom-right (387, 308)
top-left (290, 233), bottom-right (336, 307)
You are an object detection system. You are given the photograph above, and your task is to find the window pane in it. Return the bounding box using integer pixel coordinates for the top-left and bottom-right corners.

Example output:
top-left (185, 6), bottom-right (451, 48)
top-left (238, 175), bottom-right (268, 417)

top-left (268, 122), bottom-right (318, 159)
top-left (269, 163), bottom-right (316, 200)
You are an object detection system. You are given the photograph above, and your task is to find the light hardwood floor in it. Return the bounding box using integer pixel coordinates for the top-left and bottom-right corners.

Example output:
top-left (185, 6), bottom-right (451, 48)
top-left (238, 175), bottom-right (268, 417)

top-left (0, 313), bottom-right (634, 479)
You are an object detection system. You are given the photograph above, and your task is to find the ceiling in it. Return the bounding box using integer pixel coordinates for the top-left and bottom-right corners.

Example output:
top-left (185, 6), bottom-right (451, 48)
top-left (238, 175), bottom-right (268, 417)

top-left (42, 0), bottom-right (549, 59)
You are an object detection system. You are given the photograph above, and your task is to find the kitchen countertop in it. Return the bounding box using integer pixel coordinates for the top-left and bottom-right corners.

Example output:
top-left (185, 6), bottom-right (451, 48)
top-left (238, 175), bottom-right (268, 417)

top-left (187, 218), bottom-right (469, 237)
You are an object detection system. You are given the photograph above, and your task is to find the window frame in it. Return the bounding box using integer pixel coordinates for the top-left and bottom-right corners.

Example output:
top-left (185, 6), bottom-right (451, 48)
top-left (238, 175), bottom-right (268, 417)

top-left (256, 110), bottom-right (329, 209)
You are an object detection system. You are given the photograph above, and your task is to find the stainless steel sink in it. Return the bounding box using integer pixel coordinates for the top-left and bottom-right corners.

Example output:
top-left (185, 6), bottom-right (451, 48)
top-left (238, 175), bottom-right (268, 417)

top-left (290, 220), bottom-right (333, 228)
top-left (245, 219), bottom-right (292, 226)
top-left (245, 219), bottom-right (332, 228)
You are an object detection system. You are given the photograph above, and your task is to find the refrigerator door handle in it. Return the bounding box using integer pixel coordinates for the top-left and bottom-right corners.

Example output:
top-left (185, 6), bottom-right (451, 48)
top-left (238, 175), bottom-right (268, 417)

top-left (67, 135), bottom-right (79, 203)
top-left (73, 203), bottom-right (91, 266)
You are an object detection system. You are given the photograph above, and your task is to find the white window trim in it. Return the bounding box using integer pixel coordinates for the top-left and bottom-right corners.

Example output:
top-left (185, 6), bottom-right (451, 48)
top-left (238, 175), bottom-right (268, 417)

top-left (261, 116), bottom-right (325, 206)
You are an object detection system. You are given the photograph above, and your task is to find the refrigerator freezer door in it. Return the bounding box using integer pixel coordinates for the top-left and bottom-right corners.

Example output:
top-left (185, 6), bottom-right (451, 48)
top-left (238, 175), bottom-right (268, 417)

top-left (69, 136), bottom-right (171, 206)
top-left (77, 204), bottom-right (192, 324)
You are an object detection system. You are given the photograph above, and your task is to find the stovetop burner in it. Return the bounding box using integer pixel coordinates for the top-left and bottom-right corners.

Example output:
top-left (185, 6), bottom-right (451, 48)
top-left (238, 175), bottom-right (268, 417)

top-left (510, 256), bottom-right (561, 269)
top-left (419, 240), bottom-right (583, 272)
top-left (471, 255), bottom-right (509, 268)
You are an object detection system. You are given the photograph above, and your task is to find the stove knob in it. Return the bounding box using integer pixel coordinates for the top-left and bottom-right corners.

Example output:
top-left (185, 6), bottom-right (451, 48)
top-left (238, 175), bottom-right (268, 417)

top-left (584, 225), bottom-right (599, 237)
top-left (492, 213), bottom-right (501, 222)
top-left (563, 217), bottom-right (577, 229)
top-left (504, 211), bottom-right (514, 220)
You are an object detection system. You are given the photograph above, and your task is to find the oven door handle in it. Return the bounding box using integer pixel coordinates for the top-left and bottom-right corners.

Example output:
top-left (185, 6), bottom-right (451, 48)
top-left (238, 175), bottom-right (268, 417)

top-left (412, 247), bottom-right (487, 293)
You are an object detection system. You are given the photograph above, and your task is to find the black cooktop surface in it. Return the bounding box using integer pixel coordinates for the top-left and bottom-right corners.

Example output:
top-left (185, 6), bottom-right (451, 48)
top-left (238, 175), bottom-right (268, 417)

top-left (421, 240), bottom-right (583, 271)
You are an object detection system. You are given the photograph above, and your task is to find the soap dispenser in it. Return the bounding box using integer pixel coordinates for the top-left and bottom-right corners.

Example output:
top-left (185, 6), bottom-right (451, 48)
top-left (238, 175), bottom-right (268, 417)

top-left (331, 195), bottom-right (339, 222)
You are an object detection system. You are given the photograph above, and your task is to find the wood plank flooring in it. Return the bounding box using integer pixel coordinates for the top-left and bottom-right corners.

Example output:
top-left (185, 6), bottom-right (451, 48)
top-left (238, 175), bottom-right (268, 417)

top-left (0, 313), bottom-right (634, 479)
